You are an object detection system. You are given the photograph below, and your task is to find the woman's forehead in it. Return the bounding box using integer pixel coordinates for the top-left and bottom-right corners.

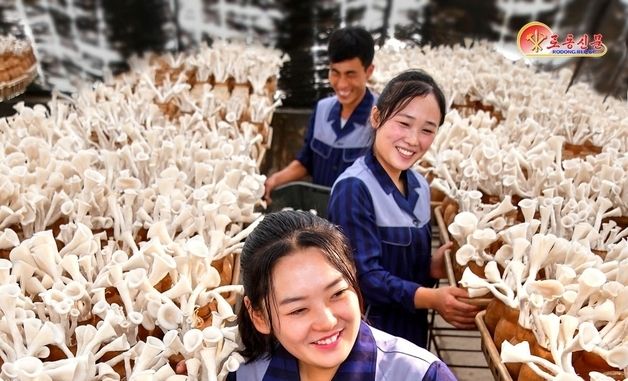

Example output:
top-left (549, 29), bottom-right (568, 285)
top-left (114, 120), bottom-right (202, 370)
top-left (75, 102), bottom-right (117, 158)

top-left (271, 249), bottom-right (344, 294)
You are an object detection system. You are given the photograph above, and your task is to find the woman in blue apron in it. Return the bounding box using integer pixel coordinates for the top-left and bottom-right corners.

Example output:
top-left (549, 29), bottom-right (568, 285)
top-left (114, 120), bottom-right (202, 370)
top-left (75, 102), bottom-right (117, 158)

top-left (328, 70), bottom-right (480, 348)
top-left (229, 210), bottom-right (456, 381)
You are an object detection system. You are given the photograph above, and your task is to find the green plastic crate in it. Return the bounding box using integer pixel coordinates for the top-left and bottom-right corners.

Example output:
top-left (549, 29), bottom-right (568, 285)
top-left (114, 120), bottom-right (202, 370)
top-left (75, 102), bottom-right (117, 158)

top-left (268, 181), bottom-right (331, 218)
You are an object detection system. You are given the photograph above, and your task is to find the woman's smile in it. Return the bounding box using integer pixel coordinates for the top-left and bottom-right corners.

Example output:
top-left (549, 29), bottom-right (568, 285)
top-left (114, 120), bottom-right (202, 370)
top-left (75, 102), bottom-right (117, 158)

top-left (396, 146), bottom-right (416, 159)
top-left (312, 329), bottom-right (343, 347)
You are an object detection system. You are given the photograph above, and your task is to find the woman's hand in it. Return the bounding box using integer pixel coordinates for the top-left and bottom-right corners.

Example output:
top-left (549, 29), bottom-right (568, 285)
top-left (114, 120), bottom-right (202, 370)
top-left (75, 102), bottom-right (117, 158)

top-left (430, 241), bottom-right (452, 279)
top-left (431, 286), bottom-right (481, 329)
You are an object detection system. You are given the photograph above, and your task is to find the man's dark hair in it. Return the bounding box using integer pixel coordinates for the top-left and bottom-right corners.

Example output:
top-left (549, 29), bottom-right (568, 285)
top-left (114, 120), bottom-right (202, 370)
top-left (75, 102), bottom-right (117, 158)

top-left (328, 26), bottom-right (375, 68)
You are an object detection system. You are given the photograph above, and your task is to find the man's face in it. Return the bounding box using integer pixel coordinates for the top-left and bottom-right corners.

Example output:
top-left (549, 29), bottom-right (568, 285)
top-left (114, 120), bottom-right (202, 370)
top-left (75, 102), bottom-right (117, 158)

top-left (328, 57), bottom-right (374, 113)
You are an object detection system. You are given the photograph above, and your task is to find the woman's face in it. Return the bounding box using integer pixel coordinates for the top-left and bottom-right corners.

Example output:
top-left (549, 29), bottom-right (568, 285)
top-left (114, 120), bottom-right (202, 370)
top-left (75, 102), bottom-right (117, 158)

top-left (252, 247), bottom-right (361, 377)
top-left (372, 94), bottom-right (441, 179)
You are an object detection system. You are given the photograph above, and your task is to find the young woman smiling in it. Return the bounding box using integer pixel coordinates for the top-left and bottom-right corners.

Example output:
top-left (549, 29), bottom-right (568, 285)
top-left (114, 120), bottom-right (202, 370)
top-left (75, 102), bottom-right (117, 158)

top-left (230, 210), bottom-right (456, 381)
top-left (328, 70), bottom-right (480, 349)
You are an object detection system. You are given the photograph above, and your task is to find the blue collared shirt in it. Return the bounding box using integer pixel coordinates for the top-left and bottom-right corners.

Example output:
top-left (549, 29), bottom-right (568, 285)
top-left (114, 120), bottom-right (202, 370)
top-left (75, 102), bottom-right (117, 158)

top-left (328, 151), bottom-right (435, 347)
top-left (229, 321), bottom-right (457, 381)
top-left (296, 89), bottom-right (376, 187)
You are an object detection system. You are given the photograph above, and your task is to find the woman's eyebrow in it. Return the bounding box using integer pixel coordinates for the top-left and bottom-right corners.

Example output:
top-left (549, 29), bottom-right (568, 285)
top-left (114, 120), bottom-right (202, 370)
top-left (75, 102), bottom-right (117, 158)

top-left (277, 276), bottom-right (344, 306)
top-left (324, 276), bottom-right (344, 291)
top-left (396, 112), bottom-right (415, 120)
top-left (397, 112), bottom-right (438, 127)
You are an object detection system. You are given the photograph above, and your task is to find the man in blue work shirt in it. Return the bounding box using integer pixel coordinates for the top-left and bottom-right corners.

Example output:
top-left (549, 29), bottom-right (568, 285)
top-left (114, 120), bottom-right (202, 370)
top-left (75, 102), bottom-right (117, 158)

top-left (264, 26), bottom-right (376, 202)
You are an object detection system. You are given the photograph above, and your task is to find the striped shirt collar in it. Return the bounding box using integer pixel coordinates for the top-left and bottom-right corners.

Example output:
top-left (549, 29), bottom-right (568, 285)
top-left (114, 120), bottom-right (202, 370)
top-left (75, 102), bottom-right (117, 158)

top-left (263, 321), bottom-right (376, 381)
top-left (327, 89), bottom-right (375, 140)
top-left (364, 150), bottom-right (422, 217)
top-left (364, 150), bottom-right (421, 193)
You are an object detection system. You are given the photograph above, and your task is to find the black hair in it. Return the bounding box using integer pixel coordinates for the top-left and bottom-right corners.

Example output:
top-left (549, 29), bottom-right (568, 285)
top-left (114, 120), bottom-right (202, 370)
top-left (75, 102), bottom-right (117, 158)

top-left (237, 210), bottom-right (363, 361)
top-left (374, 69), bottom-right (447, 128)
top-left (328, 26), bottom-right (375, 68)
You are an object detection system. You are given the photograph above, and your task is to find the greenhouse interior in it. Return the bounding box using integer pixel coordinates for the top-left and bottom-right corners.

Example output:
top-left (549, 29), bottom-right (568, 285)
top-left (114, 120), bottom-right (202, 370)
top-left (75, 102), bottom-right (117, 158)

top-left (0, 1), bottom-right (627, 381)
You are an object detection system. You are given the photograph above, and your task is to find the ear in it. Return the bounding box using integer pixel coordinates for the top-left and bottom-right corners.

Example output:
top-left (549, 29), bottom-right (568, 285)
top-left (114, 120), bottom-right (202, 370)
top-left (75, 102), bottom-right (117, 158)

top-left (365, 64), bottom-right (374, 80)
top-left (370, 106), bottom-right (380, 129)
top-left (244, 296), bottom-right (271, 334)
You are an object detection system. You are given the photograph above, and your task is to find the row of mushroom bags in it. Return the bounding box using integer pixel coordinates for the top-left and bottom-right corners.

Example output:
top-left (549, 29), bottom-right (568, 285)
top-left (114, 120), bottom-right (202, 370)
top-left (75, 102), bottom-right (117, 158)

top-left (0, 41), bottom-right (286, 381)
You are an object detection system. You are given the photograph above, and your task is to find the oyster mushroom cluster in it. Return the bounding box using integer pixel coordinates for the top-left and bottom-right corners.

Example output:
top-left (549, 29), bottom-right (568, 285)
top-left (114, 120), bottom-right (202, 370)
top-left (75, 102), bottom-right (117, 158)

top-left (0, 40), bottom-right (287, 380)
top-left (454, 197), bottom-right (627, 381)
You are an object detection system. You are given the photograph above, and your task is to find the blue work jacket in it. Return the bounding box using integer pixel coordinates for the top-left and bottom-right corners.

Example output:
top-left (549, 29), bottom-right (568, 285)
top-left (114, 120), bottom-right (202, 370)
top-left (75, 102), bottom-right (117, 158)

top-left (328, 151), bottom-right (435, 347)
top-left (296, 89), bottom-right (376, 187)
top-left (228, 321), bottom-right (456, 381)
